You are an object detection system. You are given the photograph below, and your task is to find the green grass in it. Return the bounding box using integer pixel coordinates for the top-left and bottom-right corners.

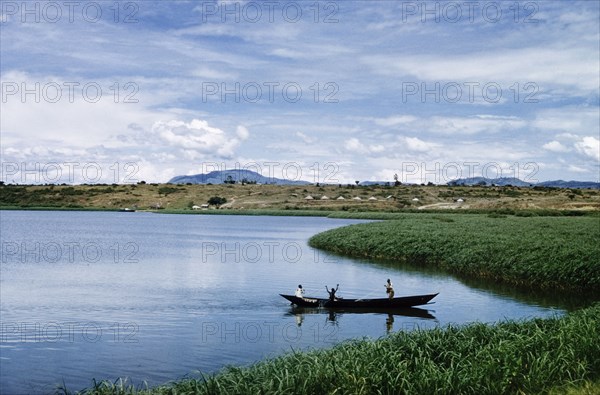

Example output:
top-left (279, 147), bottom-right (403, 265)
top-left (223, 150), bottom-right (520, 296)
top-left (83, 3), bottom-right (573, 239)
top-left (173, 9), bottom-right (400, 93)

top-left (67, 303), bottom-right (600, 395)
top-left (161, 209), bottom-right (336, 217)
top-left (309, 214), bottom-right (600, 292)
top-left (0, 206), bottom-right (117, 212)
top-left (327, 209), bottom-right (599, 219)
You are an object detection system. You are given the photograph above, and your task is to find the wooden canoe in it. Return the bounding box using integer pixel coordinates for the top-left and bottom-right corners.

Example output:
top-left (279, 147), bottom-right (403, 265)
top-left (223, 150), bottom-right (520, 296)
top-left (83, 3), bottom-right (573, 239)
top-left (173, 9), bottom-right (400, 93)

top-left (280, 293), bottom-right (438, 308)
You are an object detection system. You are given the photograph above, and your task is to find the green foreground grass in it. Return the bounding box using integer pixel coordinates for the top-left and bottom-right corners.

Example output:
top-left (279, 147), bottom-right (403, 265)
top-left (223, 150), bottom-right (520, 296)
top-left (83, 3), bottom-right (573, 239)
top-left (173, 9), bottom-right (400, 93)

top-left (70, 304), bottom-right (599, 395)
top-left (309, 214), bottom-right (600, 292)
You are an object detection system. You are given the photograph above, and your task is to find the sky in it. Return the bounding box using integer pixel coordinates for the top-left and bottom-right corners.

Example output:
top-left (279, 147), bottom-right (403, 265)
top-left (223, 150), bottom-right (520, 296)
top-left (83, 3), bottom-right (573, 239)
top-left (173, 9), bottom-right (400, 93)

top-left (1, 0), bottom-right (599, 185)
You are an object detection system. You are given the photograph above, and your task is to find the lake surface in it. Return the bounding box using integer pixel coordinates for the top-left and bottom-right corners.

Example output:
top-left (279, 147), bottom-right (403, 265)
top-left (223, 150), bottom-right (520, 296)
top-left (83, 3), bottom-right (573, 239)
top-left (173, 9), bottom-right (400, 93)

top-left (0, 210), bottom-right (569, 393)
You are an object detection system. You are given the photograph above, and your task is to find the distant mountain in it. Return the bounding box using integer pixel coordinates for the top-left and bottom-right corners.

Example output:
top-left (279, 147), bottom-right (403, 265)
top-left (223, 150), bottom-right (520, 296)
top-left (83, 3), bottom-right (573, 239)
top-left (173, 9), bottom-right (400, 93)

top-left (448, 177), bottom-right (533, 187)
top-left (448, 177), bottom-right (600, 189)
top-left (538, 180), bottom-right (600, 189)
top-left (168, 170), bottom-right (310, 185)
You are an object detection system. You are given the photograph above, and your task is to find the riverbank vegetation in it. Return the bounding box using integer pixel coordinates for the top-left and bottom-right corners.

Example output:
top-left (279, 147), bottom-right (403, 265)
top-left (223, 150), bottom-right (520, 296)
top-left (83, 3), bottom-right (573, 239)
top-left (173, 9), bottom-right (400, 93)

top-left (70, 303), bottom-right (599, 394)
top-left (309, 214), bottom-right (600, 292)
top-left (2, 182), bottom-right (599, 212)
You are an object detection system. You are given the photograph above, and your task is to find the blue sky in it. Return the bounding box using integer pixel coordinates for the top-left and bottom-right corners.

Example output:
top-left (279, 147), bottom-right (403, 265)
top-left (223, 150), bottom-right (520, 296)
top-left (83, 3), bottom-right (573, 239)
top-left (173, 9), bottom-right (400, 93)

top-left (1, 0), bottom-right (599, 184)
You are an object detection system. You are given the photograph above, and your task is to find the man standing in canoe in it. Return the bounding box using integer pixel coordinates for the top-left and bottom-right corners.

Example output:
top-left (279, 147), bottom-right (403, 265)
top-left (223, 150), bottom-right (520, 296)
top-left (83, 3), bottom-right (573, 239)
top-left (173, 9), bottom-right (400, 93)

top-left (385, 279), bottom-right (394, 300)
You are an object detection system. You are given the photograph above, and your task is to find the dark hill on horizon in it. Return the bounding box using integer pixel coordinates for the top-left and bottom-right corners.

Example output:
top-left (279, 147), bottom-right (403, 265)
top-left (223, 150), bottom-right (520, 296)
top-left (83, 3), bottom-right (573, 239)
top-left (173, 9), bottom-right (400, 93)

top-left (448, 177), bottom-right (600, 189)
top-left (168, 169), bottom-right (310, 185)
top-left (169, 171), bottom-right (599, 189)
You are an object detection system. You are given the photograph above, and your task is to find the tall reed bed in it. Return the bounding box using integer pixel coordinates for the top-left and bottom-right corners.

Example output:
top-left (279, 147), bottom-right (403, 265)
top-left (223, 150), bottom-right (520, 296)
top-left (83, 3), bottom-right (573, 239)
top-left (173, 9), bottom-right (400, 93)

top-left (309, 214), bottom-right (600, 292)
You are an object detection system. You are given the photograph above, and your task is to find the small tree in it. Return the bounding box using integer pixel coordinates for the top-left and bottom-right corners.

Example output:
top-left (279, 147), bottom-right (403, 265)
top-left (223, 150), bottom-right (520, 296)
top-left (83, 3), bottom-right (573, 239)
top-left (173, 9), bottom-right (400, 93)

top-left (208, 196), bottom-right (227, 207)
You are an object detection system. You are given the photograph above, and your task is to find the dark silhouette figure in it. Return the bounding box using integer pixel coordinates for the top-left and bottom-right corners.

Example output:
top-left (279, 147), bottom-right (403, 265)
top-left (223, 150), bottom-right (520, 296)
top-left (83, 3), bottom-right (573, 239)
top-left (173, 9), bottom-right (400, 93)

top-left (325, 284), bottom-right (339, 301)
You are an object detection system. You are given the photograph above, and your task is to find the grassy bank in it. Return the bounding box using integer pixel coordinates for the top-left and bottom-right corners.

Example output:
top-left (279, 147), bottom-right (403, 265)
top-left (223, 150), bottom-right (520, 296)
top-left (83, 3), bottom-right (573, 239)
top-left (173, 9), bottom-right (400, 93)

top-left (72, 303), bottom-right (600, 394)
top-left (309, 214), bottom-right (600, 292)
top-left (2, 183), bottom-right (599, 212)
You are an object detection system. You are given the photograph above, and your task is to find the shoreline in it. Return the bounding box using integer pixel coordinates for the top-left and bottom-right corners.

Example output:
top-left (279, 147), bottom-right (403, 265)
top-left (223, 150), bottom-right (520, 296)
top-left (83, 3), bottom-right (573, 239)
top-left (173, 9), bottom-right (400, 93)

top-left (2, 206), bottom-right (598, 219)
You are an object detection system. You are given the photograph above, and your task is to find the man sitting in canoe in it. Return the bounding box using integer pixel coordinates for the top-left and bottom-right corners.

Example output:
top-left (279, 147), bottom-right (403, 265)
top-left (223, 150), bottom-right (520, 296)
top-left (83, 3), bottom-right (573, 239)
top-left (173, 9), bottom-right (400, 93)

top-left (325, 284), bottom-right (339, 301)
top-left (295, 284), bottom-right (305, 299)
top-left (385, 279), bottom-right (394, 300)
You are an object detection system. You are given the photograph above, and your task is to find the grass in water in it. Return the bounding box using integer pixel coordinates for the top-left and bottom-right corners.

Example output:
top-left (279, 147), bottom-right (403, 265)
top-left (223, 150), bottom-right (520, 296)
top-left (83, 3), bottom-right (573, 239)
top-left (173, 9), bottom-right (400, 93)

top-left (309, 214), bottom-right (600, 292)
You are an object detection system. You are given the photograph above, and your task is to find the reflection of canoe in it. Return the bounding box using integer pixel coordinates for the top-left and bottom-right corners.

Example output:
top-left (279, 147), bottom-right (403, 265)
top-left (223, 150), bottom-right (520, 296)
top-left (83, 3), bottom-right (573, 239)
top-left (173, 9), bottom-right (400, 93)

top-left (288, 305), bottom-right (436, 320)
top-left (280, 293), bottom-right (438, 308)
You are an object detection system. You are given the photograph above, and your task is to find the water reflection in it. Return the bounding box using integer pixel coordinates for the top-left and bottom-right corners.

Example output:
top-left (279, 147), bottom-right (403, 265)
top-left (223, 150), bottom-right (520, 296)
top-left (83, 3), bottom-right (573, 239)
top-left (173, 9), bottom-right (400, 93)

top-left (286, 306), bottom-right (437, 334)
top-left (361, 258), bottom-right (596, 311)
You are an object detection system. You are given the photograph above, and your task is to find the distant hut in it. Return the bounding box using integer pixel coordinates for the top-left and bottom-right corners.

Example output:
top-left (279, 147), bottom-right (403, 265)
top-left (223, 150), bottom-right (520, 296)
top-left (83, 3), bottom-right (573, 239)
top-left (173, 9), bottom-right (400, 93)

top-left (353, 197), bottom-right (362, 201)
top-left (321, 195), bottom-right (330, 200)
top-left (336, 196), bottom-right (346, 200)
top-left (368, 197), bottom-right (377, 201)
top-left (412, 197), bottom-right (420, 202)
top-left (305, 195), bottom-right (314, 200)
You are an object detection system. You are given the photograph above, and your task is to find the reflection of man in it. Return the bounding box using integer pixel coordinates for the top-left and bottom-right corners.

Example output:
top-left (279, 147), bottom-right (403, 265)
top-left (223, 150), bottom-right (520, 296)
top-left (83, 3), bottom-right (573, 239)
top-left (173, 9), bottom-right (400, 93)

top-left (328, 311), bottom-right (337, 322)
top-left (386, 314), bottom-right (394, 333)
top-left (295, 314), bottom-right (304, 327)
top-left (385, 279), bottom-right (394, 300)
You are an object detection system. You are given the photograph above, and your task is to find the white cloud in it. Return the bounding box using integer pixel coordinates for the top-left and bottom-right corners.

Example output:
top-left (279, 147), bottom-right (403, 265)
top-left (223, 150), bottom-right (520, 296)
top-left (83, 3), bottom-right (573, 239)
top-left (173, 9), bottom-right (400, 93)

top-left (374, 115), bottom-right (417, 127)
top-left (567, 165), bottom-right (588, 173)
top-left (543, 141), bottom-right (569, 153)
top-left (363, 47), bottom-right (599, 96)
top-left (296, 132), bottom-right (315, 144)
top-left (236, 125), bottom-right (250, 140)
top-left (152, 119), bottom-right (245, 159)
top-left (344, 138), bottom-right (385, 155)
top-left (191, 66), bottom-right (239, 80)
top-left (402, 137), bottom-right (437, 152)
top-left (532, 108), bottom-right (599, 135)
top-left (368, 114), bottom-right (526, 136)
top-left (344, 138), bottom-right (367, 154)
top-left (429, 115), bottom-right (526, 135)
top-left (574, 136), bottom-right (600, 161)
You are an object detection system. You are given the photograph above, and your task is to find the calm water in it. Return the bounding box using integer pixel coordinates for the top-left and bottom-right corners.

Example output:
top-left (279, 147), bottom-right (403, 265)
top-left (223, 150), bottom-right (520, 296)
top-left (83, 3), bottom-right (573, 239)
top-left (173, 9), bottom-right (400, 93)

top-left (0, 211), bottom-right (567, 393)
